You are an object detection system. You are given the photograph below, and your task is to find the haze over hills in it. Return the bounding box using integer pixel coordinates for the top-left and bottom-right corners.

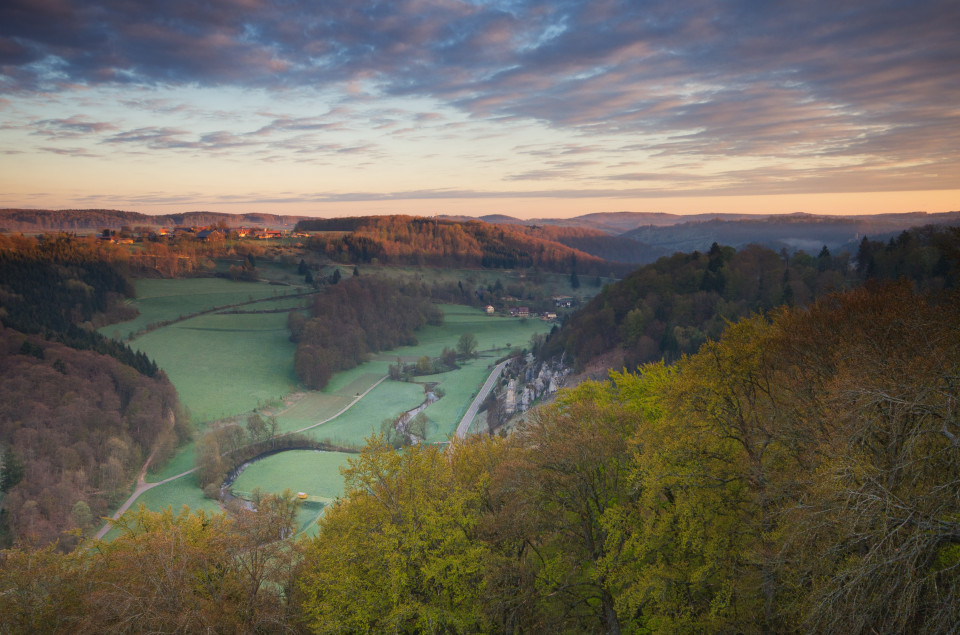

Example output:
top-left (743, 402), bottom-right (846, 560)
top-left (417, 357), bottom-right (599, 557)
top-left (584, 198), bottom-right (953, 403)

top-left (4, 208), bottom-right (960, 265)
top-left (0, 209), bottom-right (308, 233)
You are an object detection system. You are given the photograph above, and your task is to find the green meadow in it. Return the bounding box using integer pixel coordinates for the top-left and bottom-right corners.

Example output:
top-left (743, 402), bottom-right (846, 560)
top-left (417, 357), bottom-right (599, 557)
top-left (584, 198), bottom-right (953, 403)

top-left (230, 450), bottom-right (350, 501)
top-left (131, 310), bottom-right (297, 423)
top-left (230, 449), bottom-right (355, 536)
top-left (102, 277), bottom-right (307, 340)
top-left (373, 304), bottom-right (549, 361)
top-left (301, 380), bottom-right (425, 447)
top-left (420, 359), bottom-right (501, 441)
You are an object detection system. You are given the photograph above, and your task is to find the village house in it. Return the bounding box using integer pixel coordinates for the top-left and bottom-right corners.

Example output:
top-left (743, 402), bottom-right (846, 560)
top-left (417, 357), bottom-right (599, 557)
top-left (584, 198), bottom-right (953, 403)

top-left (196, 229), bottom-right (224, 242)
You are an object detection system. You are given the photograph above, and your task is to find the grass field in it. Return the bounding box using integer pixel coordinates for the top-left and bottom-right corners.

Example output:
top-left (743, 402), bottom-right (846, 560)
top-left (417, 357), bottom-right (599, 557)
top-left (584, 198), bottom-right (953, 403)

top-left (100, 475), bottom-right (221, 541)
top-left (131, 310), bottom-right (297, 423)
top-left (419, 359), bottom-right (500, 441)
top-left (230, 449), bottom-right (355, 536)
top-left (230, 450), bottom-right (351, 500)
top-left (146, 442), bottom-right (197, 482)
top-left (102, 286), bottom-right (551, 534)
top-left (372, 304), bottom-right (550, 361)
top-left (302, 380), bottom-right (426, 447)
top-left (102, 277), bottom-right (305, 340)
top-left (271, 392), bottom-right (355, 434)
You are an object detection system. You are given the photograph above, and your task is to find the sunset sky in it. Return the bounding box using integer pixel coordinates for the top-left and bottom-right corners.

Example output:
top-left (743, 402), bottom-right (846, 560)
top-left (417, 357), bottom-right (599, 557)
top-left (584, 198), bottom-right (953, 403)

top-left (1, 0), bottom-right (958, 218)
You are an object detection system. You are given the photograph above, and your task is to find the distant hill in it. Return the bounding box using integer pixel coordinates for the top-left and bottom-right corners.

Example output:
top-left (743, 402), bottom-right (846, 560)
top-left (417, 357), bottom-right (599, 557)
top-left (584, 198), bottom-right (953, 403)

top-left (7, 208), bottom-right (959, 264)
top-left (296, 215), bottom-right (631, 274)
top-left (443, 211), bottom-right (960, 263)
top-left (0, 209), bottom-right (308, 233)
top-left (543, 223), bottom-right (960, 374)
top-left (621, 212), bottom-right (960, 256)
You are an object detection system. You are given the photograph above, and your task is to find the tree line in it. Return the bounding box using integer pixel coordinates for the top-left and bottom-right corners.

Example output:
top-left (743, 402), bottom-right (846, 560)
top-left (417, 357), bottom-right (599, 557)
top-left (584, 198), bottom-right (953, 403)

top-left (545, 225), bottom-right (960, 372)
top-left (290, 276), bottom-right (443, 389)
top-left (0, 233), bottom-right (160, 375)
top-left (299, 215), bottom-right (625, 275)
top-left (2, 282), bottom-right (956, 632)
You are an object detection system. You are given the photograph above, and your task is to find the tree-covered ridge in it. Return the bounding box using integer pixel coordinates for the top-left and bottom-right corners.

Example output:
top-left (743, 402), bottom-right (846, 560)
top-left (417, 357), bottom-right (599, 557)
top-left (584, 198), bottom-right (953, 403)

top-left (0, 233), bottom-right (159, 376)
top-left (291, 276), bottom-right (443, 389)
top-left (0, 208), bottom-right (307, 232)
top-left (546, 224), bottom-right (960, 372)
top-left (0, 326), bottom-right (189, 549)
top-left (298, 215), bottom-right (624, 274)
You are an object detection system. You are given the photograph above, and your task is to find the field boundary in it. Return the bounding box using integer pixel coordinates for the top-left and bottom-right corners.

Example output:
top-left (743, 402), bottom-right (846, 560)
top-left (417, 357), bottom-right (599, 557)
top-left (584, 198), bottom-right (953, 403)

top-left (125, 290), bottom-right (315, 342)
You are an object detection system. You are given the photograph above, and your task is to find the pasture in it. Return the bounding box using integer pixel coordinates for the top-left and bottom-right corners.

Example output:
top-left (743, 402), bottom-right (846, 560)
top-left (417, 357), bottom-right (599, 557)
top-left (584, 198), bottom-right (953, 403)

top-left (102, 277), bottom-right (304, 340)
top-left (146, 442), bottom-right (197, 482)
top-left (131, 310), bottom-right (297, 423)
top-left (373, 304), bottom-right (550, 361)
top-left (230, 450), bottom-right (350, 502)
top-left (229, 449), bottom-right (355, 536)
top-left (418, 359), bottom-right (500, 441)
top-left (270, 391), bottom-right (355, 435)
top-left (300, 380), bottom-right (425, 447)
top-left (103, 286), bottom-right (552, 529)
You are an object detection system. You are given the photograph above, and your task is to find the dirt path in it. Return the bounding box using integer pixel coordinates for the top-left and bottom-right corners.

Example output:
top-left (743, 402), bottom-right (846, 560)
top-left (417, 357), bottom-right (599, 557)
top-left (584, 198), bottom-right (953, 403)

top-left (94, 410), bottom-right (192, 540)
top-left (290, 375), bottom-right (387, 435)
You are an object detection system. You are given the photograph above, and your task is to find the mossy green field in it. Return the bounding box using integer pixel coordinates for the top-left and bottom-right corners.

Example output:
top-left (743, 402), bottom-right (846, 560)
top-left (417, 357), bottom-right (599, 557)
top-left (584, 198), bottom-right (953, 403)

top-left (102, 277), bottom-right (307, 340)
top-left (131, 310), bottom-right (297, 423)
top-left (230, 450), bottom-right (351, 501)
top-left (301, 380), bottom-right (425, 447)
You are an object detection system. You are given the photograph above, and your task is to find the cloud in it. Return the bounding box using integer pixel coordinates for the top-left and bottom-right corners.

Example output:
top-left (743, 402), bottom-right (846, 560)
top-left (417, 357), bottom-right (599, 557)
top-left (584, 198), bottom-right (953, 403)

top-left (32, 115), bottom-right (118, 138)
top-left (1, 0), bottom-right (957, 197)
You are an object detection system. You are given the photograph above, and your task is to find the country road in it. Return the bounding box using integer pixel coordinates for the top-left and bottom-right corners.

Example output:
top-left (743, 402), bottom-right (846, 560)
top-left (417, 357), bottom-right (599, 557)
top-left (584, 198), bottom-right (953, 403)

top-left (455, 360), bottom-right (508, 440)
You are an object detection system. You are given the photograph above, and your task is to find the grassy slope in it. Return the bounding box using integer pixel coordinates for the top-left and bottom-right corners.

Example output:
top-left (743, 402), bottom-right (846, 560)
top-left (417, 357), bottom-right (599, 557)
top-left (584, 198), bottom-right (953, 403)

top-left (131, 310), bottom-right (297, 423)
top-left (101, 277), bottom-right (303, 340)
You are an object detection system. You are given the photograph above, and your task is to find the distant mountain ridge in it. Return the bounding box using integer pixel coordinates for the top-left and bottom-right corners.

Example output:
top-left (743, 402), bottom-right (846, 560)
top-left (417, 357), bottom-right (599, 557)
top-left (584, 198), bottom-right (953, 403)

top-left (0, 209), bottom-right (308, 232)
top-left (5, 208), bottom-right (959, 264)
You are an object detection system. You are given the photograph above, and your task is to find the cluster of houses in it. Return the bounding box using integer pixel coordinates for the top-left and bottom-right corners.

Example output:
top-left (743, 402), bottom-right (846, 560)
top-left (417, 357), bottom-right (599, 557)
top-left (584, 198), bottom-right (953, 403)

top-left (100, 225), bottom-right (297, 243)
top-left (483, 303), bottom-right (560, 322)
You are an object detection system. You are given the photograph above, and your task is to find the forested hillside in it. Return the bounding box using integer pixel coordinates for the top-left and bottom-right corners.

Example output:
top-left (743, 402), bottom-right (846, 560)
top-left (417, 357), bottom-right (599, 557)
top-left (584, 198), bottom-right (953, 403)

top-left (291, 276), bottom-right (442, 389)
top-left (546, 224), bottom-right (960, 371)
top-left (0, 233), bottom-right (159, 375)
top-left (300, 281), bottom-right (960, 633)
top-left (0, 233), bottom-right (190, 548)
top-left (0, 328), bottom-right (189, 548)
top-left (2, 282), bottom-right (956, 632)
top-left (0, 209), bottom-right (306, 232)
top-left (297, 216), bottom-right (626, 275)
top-left (621, 211), bottom-right (960, 255)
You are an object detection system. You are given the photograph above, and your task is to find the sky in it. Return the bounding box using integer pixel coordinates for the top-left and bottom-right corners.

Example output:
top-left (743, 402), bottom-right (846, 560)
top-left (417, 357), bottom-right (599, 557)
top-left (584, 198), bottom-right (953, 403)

top-left (1, 0), bottom-right (958, 219)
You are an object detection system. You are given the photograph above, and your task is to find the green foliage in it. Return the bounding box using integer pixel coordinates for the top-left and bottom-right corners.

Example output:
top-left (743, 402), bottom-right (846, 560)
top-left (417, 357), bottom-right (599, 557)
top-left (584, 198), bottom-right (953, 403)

top-left (298, 436), bottom-right (488, 633)
top-left (294, 276), bottom-right (439, 389)
top-left (456, 331), bottom-right (478, 358)
top-left (545, 242), bottom-right (851, 370)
